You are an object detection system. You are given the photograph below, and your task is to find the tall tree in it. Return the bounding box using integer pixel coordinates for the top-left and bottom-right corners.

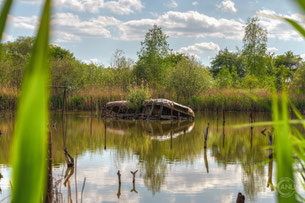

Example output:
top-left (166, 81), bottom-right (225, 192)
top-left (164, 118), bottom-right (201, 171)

top-left (242, 17), bottom-right (268, 77)
top-left (134, 25), bottom-right (171, 87)
top-left (210, 48), bottom-right (246, 78)
top-left (274, 51), bottom-right (302, 71)
top-left (167, 56), bottom-right (213, 100)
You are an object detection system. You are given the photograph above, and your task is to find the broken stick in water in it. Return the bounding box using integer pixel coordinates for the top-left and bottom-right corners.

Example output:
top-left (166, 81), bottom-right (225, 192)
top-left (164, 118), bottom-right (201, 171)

top-left (64, 148), bottom-right (74, 168)
top-left (131, 170), bottom-right (138, 184)
top-left (236, 192), bottom-right (245, 203)
top-left (204, 123), bottom-right (210, 149)
top-left (81, 177), bottom-right (86, 203)
top-left (261, 128), bottom-right (267, 136)
top-left (117, 170), bottom-right (121, 184)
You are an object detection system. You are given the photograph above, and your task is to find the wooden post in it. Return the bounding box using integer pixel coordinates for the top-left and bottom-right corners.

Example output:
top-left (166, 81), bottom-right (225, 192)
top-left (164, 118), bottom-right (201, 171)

top-left (90, 117), bottom-right (92, 136)
top-left (117, 179), bottom-right (121, 199)
top-left (236, 192), bottom-right (245, 203)
top-left (171, 105), bottom-right (173, 121)
top-left (267, 159), bottom-right (274, 191)
top-left (131, 170), bottom-right (138, 184)
top-left (74, 157), bottom-right (78, 203)
top-left (216, 108), bottom-right (219, 132)
top-left (222, 124), bottom-right (225, 148)
top-left (130, 170), bottom-right (138, 194)
top-left (222, 109), bottom-right (225, 125)
top-left (268, 132), bottom-right (273, 159)
top-left (204, 148), bottom-right (209, 173)
top-left (96, 98), bottom-right (99, 117)
top-left (250, 108), bottom-right (254, 123)
top-left (64, 148), bottom-right (74, 168)
top-left (204, 123), bottom-right (210, 149)
top-left (170, 130), bottom-right (173, 150)
top-left (62, 88), bottom-right (66, 116)
top-left (250, 126), bottom-right (253, 149)
top-left (90, 96), bottom-right (93, 117)
top-left (81, 177), bottom-right (86, 203)
top-left (46, 131), bottom-right (53, 203)
top-left (104, 118), bottom-right (107, 150)
top-left (117, 170), bottom-right (121, 184)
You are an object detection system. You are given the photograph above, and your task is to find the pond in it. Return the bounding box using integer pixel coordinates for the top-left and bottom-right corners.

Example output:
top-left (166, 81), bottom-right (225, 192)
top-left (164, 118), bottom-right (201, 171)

top-left (0, 111), bottom-right (277, 202)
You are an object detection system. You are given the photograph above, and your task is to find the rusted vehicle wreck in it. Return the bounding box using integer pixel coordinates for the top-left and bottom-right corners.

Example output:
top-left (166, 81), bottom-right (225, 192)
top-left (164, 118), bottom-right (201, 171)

top-left (104, 99), bottom-right (195, 120)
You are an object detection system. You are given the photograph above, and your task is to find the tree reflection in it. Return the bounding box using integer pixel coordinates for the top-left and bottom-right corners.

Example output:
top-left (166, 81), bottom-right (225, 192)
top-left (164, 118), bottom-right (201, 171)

top-left (0, 111), bottom-right (277, 199)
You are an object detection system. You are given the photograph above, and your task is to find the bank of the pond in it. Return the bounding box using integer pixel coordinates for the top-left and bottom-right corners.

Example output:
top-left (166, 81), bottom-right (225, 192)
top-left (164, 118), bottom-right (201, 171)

top-left (1, 88), bottom-right (305, 112)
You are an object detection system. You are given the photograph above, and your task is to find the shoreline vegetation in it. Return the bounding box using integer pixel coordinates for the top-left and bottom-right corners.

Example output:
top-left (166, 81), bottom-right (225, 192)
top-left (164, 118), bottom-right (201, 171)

top-left (1, 18), bottom-right (305, 113)
top-left (1, 87), bottom-right (305, 113)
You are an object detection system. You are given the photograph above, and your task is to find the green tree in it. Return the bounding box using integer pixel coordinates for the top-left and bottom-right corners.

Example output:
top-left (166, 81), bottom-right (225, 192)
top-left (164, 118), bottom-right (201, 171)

top-left (211, 48), bottom-right (246, 78)
top-left (241, 74), bottom-right (261, 89)
top-left (242, 17), bottom-right (268, 77)
top-left (109, 49), bottom-right (134, 91)
top-left (216, 66), bottom-right (232, 88)
top-left (134, 25), bottom-right (171, 87)
top-left (274, 51), bottom-right (302, 71)
top-left (49, 45), bottom-right (74, 60)
top-left (290, 64), bottom-right (305, 93)
top-left (167, 56), bottom-right (213, 100)
top-left (1, 37), bottom-right (35, 88)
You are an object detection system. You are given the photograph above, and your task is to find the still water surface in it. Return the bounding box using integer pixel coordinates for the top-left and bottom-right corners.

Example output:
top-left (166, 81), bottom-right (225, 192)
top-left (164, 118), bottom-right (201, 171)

top-left (0, 112), bottom-right (277, 202)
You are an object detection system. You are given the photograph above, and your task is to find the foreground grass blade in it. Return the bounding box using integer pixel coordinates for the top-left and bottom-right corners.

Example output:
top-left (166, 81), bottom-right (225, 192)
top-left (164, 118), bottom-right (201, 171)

top-left (273, 92), bottom-right (297, 203)
top-left (11, 0), bottom-right (51, 202)
top-left (0, 0), bottom-right (13, 42)
top-left (296, 0), bottom-right (305, 13)
top-left (283, 18), bottom-right (305, 39)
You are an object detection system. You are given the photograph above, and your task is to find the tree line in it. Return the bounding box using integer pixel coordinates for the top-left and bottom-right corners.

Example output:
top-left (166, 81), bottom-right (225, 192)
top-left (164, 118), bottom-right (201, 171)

top-left (0, 17), bottom-right (304, 103)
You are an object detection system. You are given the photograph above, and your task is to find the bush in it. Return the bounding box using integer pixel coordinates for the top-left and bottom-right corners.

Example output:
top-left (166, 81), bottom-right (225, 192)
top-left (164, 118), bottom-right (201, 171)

top-left (290, 65), bottom-right (305, 93)
top-left (166, 56), bottom-right (214, 101)
top-left (128, 86), bottom-right (151, 110)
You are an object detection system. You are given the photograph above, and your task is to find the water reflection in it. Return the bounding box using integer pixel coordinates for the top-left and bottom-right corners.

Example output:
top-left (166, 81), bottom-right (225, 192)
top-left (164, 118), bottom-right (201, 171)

top-left (0, 173), bottom-right (3, 194)
top-left (0, 111), bottom-right (279, 202)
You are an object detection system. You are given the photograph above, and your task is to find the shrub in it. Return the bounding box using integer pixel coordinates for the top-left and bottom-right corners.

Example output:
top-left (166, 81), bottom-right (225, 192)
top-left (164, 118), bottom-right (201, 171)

top-left (128, 86), bottom-right (151, 110)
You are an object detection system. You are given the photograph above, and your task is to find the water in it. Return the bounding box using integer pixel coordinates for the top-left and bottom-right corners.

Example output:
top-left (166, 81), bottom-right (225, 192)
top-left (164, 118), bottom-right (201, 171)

top-left (0, 111), bottom-right (278, 202)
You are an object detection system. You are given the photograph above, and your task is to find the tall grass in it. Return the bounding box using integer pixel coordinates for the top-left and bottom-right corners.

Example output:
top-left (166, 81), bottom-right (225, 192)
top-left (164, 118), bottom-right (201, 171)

top-left (0, 0), bottom-right (52, 202)
top-left (272, 92), bottom-right (297, 202)
top-left (267, 0), bottom-right (305, 202)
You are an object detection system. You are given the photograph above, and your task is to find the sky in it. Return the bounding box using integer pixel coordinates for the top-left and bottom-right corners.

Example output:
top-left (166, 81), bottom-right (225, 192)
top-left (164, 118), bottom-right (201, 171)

top-left (3, 0), bottom-right (305, 66)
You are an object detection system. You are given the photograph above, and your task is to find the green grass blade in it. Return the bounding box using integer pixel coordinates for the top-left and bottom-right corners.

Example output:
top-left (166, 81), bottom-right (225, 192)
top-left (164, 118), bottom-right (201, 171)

top-left (273, 92), bottom-right (297, 202)
top-left (11, 0), bottom-right (52, 202)
top-left (296, 0), bottom-right (305, 13)
top-left (283, 17), bottom-right (305, 39)
top-left (0, 0), bottom-right (13, 42)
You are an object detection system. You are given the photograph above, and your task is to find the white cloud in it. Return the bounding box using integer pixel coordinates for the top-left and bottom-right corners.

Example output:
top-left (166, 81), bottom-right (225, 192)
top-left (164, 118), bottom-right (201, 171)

top-left (267, 47), bottom-right (278, 52)
top-left (166, 0), bottom-right (178, 8)
top-left (8, 11), bottom-right (245, 42)
top-left (21, 0), bottom-right (144, 15)
top-left (178, 42), bottom-right (220, 55)
top-left (217, 0), bottom-right (237, 13)
top-left (192, 1), bottom-right (198, 6)
top-left (104, 0), bottom-right (144, 15)
top-left (51, 13), bottom-right (121, 39)
top-left (82, 58), bottom-right (101, 65)
top-left (53, 31), bottom-right (81, 43)
top-left (8, 15), bottom-right (38, 30)
top-left (119, 11), bottom-right (244, 40)
top-left (257, 9), bottom-right (305, 41)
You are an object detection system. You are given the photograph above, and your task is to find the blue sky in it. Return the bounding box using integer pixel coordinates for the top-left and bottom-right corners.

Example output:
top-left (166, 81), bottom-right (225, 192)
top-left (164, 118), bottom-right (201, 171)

top-left (3, 0), bottom-right (305, 66)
